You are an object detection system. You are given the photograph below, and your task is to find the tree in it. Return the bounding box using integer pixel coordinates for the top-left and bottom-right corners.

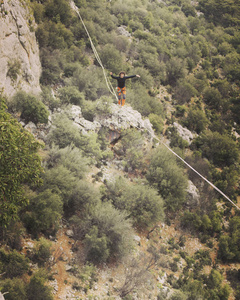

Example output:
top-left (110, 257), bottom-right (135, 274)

top-left (0, 248), bottom-right (29, 278)
top-left (27, 269), bottom-right (53, 300)
top-left (194, 131), bottom-right (239, 167)
top-left (119, 246), bottom-right (160, 298)
top-left (23, 189), bottom-right (63, 235)
top-left (147, 146), bottom-right (188, 211)
top-left (58, 86), bottom-right (85, 106)
top-left (1, 278), bottom-right (27, 300)
top-left (183, 107), bottom-right (209, 133)
top-left (33, 238), bottom-right (52, 267)
top-left (0, 99), bottom-right (43, 227)
top-left (11, 91), bottom-right (49, 124)
top-left (72, 202), bottom-right (134, 262)
top-left (104, 177), bottom-right (165, 228)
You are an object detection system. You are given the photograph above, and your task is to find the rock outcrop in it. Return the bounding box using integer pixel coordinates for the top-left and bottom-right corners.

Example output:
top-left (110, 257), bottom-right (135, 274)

top-left (173, 122), bottom-right (196, 145)
top-left (0, 0), bottom-right (41, 97)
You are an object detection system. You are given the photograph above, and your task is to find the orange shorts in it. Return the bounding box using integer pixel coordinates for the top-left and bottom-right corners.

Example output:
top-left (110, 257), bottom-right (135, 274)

top-left (117, 87), bottom-right (126, 99)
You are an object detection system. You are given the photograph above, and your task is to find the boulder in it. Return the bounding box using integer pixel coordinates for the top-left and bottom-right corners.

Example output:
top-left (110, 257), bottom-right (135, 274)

top-left (94, 104), bottom-right (155, 141)
top-left (186, 180), bottom-right (200, 206)
top-left (24, 121), bottom-right (37, 134)
top-left (66, 105), bottom-right (82, 120)
top-left (116, 26), bottom-right (131, 37)
top-left (173, 122), bottom-right (195, 145)
top-left (66, 229), bottom-right (74, 238)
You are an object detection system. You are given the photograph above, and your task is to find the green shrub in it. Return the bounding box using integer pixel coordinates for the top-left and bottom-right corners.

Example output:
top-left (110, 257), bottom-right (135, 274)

top-left (1, 278), bottom-right (27, 300)
top-left (27, 269), bottom-right (53, 300)
top-left (147, 146), bottom-right (188, 211)
top-left (58, 86), bottom-right (85, 105)
top-left (84, 226), bottom-right (110, 263)
top-left (7, 59), bottom-right (21, 81)
top-left (0, 249), bottom-right (29, 278)
top-left (72, 202), bottom-right (134, 262)
top-left (183, 108), bottom-right (209, 134)
top-left (41, 86), bottom-right (61, 111)
top-left (11, 91), bottom-right (49, 124)
top-left (33, 238), bottom-right (52, 266)
top-left (149, 114), bottom-right (164, 135)
top-left (104, 177), bottom-right (165, 228)
top-left (0, 99), bottom-right (43, 227)
top-left (194, 131), bottom-right (239, 167)
top-left (23, 189), bottom-right (63, 235)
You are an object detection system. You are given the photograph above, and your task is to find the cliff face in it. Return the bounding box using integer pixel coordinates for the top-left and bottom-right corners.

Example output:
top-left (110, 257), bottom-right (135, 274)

top-left (0, 0), bottom-right (41, 98)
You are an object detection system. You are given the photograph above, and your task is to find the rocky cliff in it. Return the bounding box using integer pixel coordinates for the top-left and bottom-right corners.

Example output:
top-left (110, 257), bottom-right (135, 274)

top-left (0, 0), bottom-right (41, 97)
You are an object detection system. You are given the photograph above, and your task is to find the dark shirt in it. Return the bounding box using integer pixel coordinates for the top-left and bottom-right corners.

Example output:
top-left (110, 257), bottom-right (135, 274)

top-left (111, 74), bottom-right (136, 88)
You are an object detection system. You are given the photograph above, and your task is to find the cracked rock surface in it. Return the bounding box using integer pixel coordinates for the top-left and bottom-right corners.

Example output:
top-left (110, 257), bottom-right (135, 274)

top-left (0, 0), bottom-right (41, 97)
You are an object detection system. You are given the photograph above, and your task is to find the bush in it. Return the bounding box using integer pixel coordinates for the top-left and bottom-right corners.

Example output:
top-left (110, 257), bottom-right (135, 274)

top-left (11, 91), bottom-right (49, 124)
top-left (7, 59), bottom-right (21, 81)
top-left (99, 44), bottom-right (124, 73)
top-left (72, 202), bottom-right (134, 263)
top-left (104, 177), bottom-right (165, 228)
top-left (147, 146), bottom-right (188, 211)
top-left (33, 238), bottom-right (52, 266)
top-left (46, 145), bottom-right (89, 179)
top-left (0, 249), bottom-right (29, 278)
top-left (0, 99), bottom-right (43, 227)
top-left (58, 86), bottom-right (85, 105)
top-left (194, 131), bottom-right (239, 167)
top-left (23, 189), bottom-right (63, 235)
top-left (183, 108), bottom-right (209, 134)
top-left (1, 278), bottom-right (27, 300)
top-left (149, 114), bottom-right (164, 135)
top-left (84, 226), bottom-right (110, 263)
top-left (27, 269), bottom-right (53, 300)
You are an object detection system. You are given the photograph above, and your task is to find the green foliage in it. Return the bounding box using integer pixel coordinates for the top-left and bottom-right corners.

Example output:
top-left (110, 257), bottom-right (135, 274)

top-left (149, 114), bottom-right (164, 135)
top-left (218, 216), bottom-right (240, 262)
top-left (41, 86), bottom-right (61, 111)
top-left (1, 278), bottom-right (27, 300)
top-left (23, 189), bottom-right (63, 235)
top-left (84, 226), bottom-right (110, 264)
top-left (194, 131), bottom-right (239, 167)
top-left (99, 44), bottom-right (124, 73)
top-left (116, 129), bottom-right (145, 170)
top-left (174, 79), bottom-right (198, 104)
top-left (7, 59), bottom-right (21, 81)
top-left (46, 145), bottom-right (89, 179)
top-left (72, 202), bottom-right (134, 262)
top-left (198, 0), bottom-right (240, 27)
top-left (11, 91), bottom-right (49, 124)
top-left (0, 249), bottom-right (29, 278)
top-left (0, 99), bottom-right (43, 227)
top-left (183, 107), bottom-right (209, 133)
top-left (58, 86), bottom-right (85, 106)
top-left (104, 177), bottom-right (165, 227)
top-left (147, 146), bottom-right (188, 211)
top-left (33, 238), bottom-right (52, 267)
top-left (27, 269), bottom-right (53, 300)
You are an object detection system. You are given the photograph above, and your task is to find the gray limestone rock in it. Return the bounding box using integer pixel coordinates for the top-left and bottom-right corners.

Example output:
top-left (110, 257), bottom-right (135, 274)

top-left (173, 122), bottom-right (196, 145)
top-left (0, 0), bottom-right (41, 97)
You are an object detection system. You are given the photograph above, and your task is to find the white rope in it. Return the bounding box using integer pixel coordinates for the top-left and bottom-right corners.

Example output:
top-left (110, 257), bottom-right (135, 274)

top-left (70, 1), bottom-right (240, 211)
top-left (70, 1), bottom-right (118, 101)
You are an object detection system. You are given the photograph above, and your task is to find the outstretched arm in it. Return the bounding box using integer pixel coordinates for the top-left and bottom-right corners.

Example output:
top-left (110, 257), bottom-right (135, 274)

top-left (110, 72), bottom-right (118, 79)
top-left (125, 74), bottom-right (141, 79)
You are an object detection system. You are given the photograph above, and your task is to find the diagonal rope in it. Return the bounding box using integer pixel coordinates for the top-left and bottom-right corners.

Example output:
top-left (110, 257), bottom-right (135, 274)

top-left (70, 1), bottom-right (240, 211)
top-left (70, 1), bottom-right (118, 102)
top-left (123, 113), bottom-right (240, 211)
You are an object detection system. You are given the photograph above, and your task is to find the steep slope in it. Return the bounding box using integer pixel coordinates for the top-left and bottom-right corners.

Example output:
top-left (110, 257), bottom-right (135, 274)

top-left (0, 0), bottom-right (41, 97)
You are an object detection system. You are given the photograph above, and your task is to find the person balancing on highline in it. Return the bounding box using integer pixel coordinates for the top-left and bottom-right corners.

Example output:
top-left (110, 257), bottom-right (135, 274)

top-left (110, 71), bottom-right (140, 106)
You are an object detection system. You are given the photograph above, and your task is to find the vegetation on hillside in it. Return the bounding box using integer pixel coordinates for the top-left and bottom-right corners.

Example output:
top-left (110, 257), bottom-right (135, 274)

top-left (1, 0), bottom-right (240, 298)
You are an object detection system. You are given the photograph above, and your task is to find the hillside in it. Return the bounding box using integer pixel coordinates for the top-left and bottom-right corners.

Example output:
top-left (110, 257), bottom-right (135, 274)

top-left (0, 0), bottom-right (240, 299)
